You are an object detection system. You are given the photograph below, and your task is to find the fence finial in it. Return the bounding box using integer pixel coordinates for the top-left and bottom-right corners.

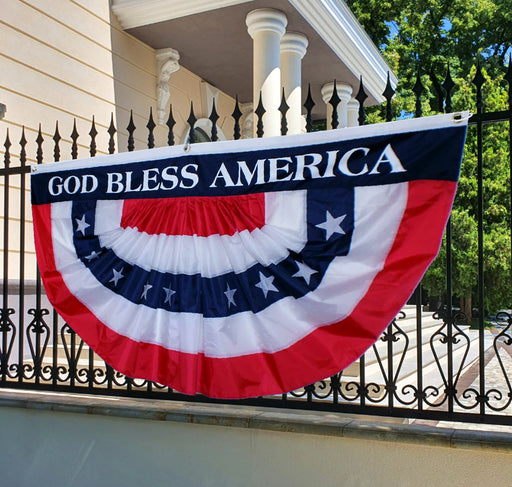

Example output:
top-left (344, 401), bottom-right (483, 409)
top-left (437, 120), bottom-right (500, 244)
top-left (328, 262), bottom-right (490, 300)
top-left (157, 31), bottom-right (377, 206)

top-left (89, 116), bottom-right (98, 157)
top-left (108, 113), bottom-right (116, 154)
top-left (303, 83), bottom-right (315, 133)
top-left (3, 129), bottom-right (11, 168)
top-left (355, 76), bottom-right (368, 125)
top-left (382, 72), bottom-right (395, 122)
top-left (232, 95), bottom-right (242, 141)
top-left (412, 69), bottom-right (424, 118)
top-left (187, 102), bottom-right (197, 144)
top-left (279, 87), bottom-right (289, 136)
top-left (127, 110), bottom-right (135, 152)
top-left (329, 80), bottom-right (341, 129)
top-left (166, 105), bottom-right (176, 146)
top-left (209, 99), bottom-right (219, 142)
top-left (147, 107), bottom-right (156, 149)
top-left (255, 92), bottom-right (265, 138)
top-left (71, 119), bottom-right (79, 160)
top-left (53, 122), bottom-right (61, 162)
top-left (36, 124), bottom-right (44, 164)
top-left (442, 64), bottom-right (455, 114)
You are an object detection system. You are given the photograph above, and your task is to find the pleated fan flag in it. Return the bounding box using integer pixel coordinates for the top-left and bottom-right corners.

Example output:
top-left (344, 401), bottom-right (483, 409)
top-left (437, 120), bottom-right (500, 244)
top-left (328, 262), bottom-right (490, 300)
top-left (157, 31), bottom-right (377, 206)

top-left (31, 113), bottom-right (468, 399)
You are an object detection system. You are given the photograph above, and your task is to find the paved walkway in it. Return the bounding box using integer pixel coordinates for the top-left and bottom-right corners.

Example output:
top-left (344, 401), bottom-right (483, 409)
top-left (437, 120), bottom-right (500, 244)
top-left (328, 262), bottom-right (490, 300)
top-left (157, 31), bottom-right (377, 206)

top-left (412, 326), bottom-right (512, 432)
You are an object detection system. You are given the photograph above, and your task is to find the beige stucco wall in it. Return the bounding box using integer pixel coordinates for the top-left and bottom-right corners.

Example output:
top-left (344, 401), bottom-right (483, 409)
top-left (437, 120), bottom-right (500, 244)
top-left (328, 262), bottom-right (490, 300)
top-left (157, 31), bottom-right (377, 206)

top-left (0, 0), bottom-right (236, 280)
top-left (1, 405), bottom-right (511, 487)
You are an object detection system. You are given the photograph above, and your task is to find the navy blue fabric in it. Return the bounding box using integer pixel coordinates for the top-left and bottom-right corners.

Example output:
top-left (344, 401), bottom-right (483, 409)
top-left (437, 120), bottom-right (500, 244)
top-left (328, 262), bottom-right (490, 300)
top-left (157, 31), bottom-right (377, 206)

top-left (32, 126), bottom-right (465, 205)
top-left (71, 188), bottom-right (354, 318)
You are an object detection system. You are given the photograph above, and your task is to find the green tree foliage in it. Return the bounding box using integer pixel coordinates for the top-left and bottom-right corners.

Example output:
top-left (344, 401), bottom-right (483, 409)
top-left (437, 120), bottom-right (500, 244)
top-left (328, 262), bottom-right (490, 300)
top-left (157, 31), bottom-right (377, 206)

top-left (347, 0), bottom-right (512, 318)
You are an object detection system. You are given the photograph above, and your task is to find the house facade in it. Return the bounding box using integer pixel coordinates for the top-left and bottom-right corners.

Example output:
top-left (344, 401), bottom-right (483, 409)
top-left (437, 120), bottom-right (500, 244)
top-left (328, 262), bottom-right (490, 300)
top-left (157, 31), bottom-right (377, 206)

top-left (2, 4), bottom-right (512, 486)
top-left (1, 0), bottom-right (394, 281)
top-left (0, 0), bottom-right (400, 391)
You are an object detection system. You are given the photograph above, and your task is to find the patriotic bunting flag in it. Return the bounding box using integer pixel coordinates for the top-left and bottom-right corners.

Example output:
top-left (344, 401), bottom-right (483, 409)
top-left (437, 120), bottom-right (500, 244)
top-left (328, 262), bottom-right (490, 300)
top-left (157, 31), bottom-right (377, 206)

top-left (31, 113), bottom-right (468, 399)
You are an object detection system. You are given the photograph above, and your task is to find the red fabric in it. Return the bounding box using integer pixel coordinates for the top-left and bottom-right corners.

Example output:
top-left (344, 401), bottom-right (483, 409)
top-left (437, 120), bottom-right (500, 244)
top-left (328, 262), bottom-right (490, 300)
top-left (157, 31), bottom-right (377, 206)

top-left (121, 194), bottom-right (266, 236)
top-left (32, 180), bottom-right (456, 399)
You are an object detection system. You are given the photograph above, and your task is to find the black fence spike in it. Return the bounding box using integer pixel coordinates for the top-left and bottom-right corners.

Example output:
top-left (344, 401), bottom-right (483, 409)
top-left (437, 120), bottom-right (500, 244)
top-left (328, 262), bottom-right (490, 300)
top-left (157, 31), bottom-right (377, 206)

top-left (166, 104), bottom-right (176, 146)
top-left (279, 87), bottom-right (289, 136)
top-left (412, 69), bottom-right (425, 118)
top-left (329, 80), bottom-right (341, 129)
top-left (187, 102), bottom-right (197, 144)
top-left (472, 58), bottom-right (485, 89)
top-left (108, 113), bottom-right (116, 154)
top-left (505, 54), bottom-right (512, 84)
top-left (147, 107), bottom-right (156, 149)
top-left (209, 99), bottom-right (219, 142)
top-left (505, 55), bottom-right (512, 109)
top-left (70, 119), bottom-right (79, 160)
top-left (255, 92), bottom-right (265, 138)
top-left (19, 127), bottom-right (27, 166)
top-left (89, 116), bottom-right (98, 157)
top-left (303, 84), bottom-right (315, 133)
top-left (429, 67), bottom-right (445, 113)
top-left (232, 95), bottom-right (243, 140)
top-left (127, 110), bottom-right (135, 152)
top-left (382, 72), bottom-right (395, 122)
top-left (473, 58), bottom-right (485, 114)
top-left (3, 129), bottom-right (11, 168)
top-left (355, 76), bottom-right (368, 125)
top-left (442, 64), bottom-right (455, 114)
top-left (53, 121), bottom-right (61, 162)
top-left (36, 124), bottom-right (44, 165)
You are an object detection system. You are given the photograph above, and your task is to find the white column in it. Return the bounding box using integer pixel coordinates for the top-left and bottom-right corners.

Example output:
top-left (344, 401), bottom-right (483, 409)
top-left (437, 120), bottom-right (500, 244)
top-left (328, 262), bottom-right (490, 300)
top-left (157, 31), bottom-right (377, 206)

top-left (246, 9), bottom-right (287, 137)
top-left (320, 82), bottom-right (353, 129)
top-left (347, 99), bottom-right (360, 127)
top-left (280, 32), bottom-right (308, 135)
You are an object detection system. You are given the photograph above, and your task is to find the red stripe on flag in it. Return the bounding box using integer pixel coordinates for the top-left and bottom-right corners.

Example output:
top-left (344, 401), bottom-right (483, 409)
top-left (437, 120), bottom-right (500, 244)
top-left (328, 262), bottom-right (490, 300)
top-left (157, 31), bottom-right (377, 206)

top-left (120, 194), bottom-right (266, 236)
top-left (32, 180), bottom-right (456, 399)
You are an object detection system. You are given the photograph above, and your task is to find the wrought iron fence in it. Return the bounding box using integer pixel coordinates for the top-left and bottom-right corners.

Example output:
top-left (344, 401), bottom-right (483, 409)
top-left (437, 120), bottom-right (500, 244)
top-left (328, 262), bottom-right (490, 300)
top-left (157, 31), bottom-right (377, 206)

top-left (1, 59), bottom-right (512, 425)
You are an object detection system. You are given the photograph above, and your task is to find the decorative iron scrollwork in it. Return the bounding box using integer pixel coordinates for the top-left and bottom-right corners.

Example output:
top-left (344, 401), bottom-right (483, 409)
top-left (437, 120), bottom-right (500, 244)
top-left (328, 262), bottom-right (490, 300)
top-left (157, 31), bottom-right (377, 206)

top-left (426, 309), bottom-right (473, 408)
top-left (25, 307), bottom-right (50, 380)
top-left (0, 307), bottom-right (16, 378)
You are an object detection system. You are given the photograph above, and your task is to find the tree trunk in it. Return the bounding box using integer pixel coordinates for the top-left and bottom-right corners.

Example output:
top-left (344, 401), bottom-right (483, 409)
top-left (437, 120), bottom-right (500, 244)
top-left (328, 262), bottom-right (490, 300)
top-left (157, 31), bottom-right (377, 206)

top-left (460, 294), bottom-right (472, 324)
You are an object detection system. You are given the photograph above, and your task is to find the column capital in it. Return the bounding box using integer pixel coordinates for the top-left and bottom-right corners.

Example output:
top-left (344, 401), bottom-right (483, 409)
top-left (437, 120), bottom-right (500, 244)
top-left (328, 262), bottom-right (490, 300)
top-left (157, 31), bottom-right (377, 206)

top-left (280, 32), bottom-right (308, 58)
top-left (246, 8), bottom-right (287, 38)
top-left (321, 82), bottom-right (353, 104)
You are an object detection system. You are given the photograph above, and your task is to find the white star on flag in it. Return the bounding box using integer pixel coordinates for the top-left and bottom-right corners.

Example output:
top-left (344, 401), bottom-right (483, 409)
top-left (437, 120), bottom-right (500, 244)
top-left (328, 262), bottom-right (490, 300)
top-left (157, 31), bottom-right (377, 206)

top-left (163, 286), bottom-right (176, 304)
top-left (292, 261), bottom-right (317, 285)
top-left (141, 283), bottom-right (153, 300)
top-left (315, 211), bottom-right (346, 240)
top-left (109, 267), bottom-right (124, 287)
top-left (85, 250), bottom-right (99, 261)
top-left (255, 271), bottom-right (278, 298)
top-left (75, 215), bottom-right (90, 236)
top-left (224, 283), bottom-right (237, 308)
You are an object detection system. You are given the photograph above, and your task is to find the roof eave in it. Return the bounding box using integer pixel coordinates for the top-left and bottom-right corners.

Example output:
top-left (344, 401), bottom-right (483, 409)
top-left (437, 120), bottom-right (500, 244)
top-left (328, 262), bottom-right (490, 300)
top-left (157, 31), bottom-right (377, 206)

top-left (289, 0), bottom-right (396, 102)
top-left (111, 0), bottom-right (255, 29)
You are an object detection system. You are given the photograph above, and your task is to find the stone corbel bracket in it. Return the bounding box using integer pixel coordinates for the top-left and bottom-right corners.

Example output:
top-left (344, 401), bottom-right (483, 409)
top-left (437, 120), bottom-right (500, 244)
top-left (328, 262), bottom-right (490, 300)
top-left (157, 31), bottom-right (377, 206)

top-left (156, 48), bottom-right (180, 125)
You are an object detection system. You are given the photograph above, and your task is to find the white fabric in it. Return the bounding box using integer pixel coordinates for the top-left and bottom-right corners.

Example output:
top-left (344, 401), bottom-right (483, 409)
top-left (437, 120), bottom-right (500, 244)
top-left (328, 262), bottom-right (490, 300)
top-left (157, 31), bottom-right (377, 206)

top-left (51, 182), bottom-right (407, 357)
top-left (94, 191), bottom-right (307, 277)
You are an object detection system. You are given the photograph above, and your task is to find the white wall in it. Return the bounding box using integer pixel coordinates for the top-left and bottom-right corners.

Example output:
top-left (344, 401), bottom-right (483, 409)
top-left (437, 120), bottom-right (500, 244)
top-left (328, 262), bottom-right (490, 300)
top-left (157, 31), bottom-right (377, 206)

top-left (0, 0), bottom-right (236, 280)
top-left (0, 406), bottom-right (511, 487)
